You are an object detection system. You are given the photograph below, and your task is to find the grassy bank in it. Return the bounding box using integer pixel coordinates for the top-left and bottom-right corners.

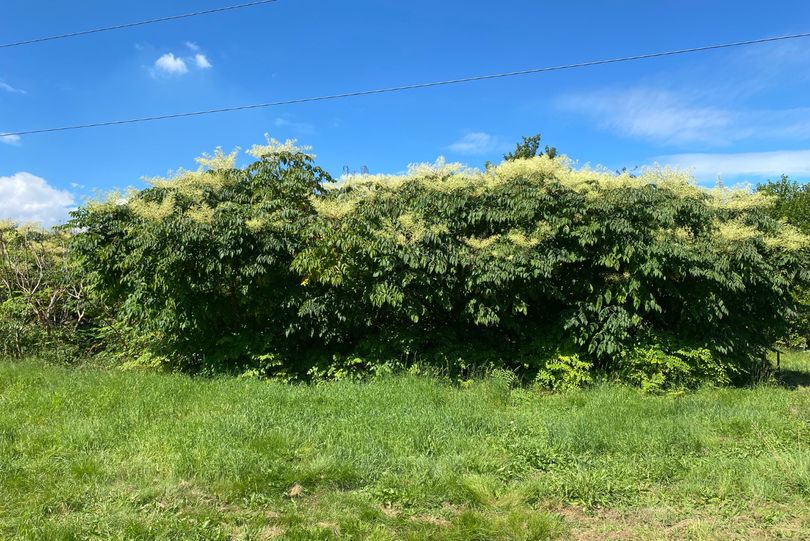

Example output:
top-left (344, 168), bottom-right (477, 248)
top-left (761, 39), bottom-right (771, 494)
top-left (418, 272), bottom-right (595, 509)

top-left (1, 356), bottom-right (809, 540)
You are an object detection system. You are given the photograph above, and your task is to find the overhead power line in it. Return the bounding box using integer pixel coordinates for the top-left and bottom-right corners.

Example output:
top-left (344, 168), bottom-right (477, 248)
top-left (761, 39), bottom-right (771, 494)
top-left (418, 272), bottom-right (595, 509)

top-left (3, 30), bottom-right (810, 138)
top-left (0, 0), bottom-right (279, 49)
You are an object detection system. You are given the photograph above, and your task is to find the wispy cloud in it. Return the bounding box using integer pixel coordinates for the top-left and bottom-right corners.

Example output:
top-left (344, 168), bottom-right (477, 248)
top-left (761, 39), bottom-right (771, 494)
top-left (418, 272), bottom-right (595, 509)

top-left (0, 134), bottom-right (21, 146)
top-left (733, 40), bottom-right (810, 84)
top-left (0, 172), bottom-right (74, 226)
top-left (154, 53), bottom-right (188, 75)
top-left (559, 86), bottom-right (810, 148)
top-left (194, 53), bottom-right (212, 69)
top-left (658, 149), bottom-right (810, 179)
top-left (185, 41), bottom-right (200, 51)
top-left (0, 82), bottom-right (26, 95)
top-left (446, 132), bottom-right (509, 155)
top-left (558, 88), bottom-right (734, 146)
top-left (274, 117), bottom-right (315, 134)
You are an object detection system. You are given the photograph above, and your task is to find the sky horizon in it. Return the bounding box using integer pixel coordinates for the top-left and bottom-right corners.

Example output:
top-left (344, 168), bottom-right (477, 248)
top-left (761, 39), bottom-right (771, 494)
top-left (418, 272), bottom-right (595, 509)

top-left (3, 0), bottom-right (810, 225)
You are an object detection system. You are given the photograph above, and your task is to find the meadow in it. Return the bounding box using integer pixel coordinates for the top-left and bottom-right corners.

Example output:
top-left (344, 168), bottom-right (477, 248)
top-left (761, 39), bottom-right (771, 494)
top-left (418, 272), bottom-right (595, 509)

top-left (1, 352), bottom-right (808, 540)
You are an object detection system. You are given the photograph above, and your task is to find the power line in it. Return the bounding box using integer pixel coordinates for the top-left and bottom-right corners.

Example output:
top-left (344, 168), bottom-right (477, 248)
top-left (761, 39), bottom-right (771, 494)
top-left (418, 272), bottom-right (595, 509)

top-left (0, 0), bottom-right (279, 49)
top-left (3, 30), bottom-right (810, 138)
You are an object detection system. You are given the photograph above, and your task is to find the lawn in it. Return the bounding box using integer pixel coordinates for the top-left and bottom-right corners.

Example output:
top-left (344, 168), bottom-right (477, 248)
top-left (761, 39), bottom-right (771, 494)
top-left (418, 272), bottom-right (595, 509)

top-left (1, 355), bottom-right (809, 540)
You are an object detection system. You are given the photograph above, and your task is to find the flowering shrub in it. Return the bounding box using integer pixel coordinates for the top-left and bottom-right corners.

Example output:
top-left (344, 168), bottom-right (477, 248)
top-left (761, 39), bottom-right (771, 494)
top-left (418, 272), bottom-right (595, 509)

top-left (68, 139), bottom-right (808, 384)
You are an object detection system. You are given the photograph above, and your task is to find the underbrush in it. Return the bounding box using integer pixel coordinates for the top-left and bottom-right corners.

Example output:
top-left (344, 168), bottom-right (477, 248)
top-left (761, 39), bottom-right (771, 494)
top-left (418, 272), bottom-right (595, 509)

top-left (247, 332), bottom-right (763, 394)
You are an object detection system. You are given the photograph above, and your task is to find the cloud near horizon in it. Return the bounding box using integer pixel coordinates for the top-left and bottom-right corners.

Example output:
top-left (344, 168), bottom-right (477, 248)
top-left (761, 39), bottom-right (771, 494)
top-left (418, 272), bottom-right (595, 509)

top-left (658, 149), bottom-right (810, 179)
top-left (558, 87), bottom-right (810, 148)
top-left (0, 173), bottom-right (75, 226)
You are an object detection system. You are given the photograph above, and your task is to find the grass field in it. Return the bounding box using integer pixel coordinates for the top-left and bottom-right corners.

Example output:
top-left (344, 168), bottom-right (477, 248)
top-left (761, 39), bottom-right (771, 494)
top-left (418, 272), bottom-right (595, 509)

top-left (1, 353), bottom-right (809, 540)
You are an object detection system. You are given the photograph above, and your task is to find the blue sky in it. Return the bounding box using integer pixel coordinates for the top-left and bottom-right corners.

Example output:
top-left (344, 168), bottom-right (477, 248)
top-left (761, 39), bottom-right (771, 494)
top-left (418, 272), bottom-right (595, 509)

top-left (3, 0), bottom-right (810, 224)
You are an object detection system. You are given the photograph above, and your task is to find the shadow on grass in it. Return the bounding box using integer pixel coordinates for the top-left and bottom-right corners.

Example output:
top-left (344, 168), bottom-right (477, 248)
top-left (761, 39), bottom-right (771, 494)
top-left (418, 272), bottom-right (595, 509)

top-left (777, 369), bottom-right (810, 389)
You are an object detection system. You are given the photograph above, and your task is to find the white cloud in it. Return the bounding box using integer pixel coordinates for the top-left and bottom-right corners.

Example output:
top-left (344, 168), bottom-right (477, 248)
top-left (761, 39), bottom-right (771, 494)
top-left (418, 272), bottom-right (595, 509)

top-left (1, 134), bottom-right (21, 146)
top-left (658, 149), bottom-right (810, 179)
top-left (151, 50), bottom-right (212, 76)
top-left (559, 86), bottom-right (810, 148)
top-left (273, 117), bottom-right (315, 134)
top-left (734, 40), bottom-right (810, 84)
top-left (558, 88), bottom-right (734, 146)
top-left (154, 53), bottom-right (188, 75)
top-left (0, 82), bottom-right (25, 94)
top-left (194, 53), bottom-right (212, 69)
top-left (0, 173), bottom-right (74, 226)
top-left (446, 132), bottom-right (509, 155)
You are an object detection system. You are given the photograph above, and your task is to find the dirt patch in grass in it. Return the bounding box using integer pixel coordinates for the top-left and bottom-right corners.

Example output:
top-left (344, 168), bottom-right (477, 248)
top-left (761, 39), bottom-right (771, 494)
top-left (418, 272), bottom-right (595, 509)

top-left (257, 525), bottom-right (284, 540)
top-left (555, 503), bottom-right (809, 540)
top-left (410, 514), bottom-right (452, 527)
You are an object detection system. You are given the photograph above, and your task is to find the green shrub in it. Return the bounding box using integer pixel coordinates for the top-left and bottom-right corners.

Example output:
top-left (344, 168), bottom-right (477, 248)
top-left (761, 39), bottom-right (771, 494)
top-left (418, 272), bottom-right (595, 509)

top-left (617, 337), bottom-right (732, 392)
top-left (0, 222), bottom-right (95, 360)
top-left (534, 354), bottom-right (593, 391)
top-left (69, 141), bottom-right (331, 371)
top-left (66, 139), bottom-right (808, 384)
top-left (757, 176), bottom-right (810, 348)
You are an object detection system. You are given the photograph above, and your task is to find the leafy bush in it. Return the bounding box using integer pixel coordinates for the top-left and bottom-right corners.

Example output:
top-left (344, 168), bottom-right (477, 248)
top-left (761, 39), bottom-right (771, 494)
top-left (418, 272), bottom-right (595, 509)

top-left (0, 222), bottom-right (94, 360)
top-left (69, 141), bottom-right (331, 372)
top-left (616, 336), bottom-right (732, 392)
top-left (534, 353), bottom-right (593, 391)
top-left (67, 139), bottom-right (808, 386)
top-left (757, 176), bottom-right (810, 348)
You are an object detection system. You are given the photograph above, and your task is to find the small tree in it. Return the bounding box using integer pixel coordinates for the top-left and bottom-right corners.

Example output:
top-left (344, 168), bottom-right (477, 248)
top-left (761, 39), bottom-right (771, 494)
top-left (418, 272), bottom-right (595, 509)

top-left (486, 133), bottom-right (557, 169)
top-left (504, 134), bottom-right (557, 161)
top-left (757, 175), bottom-right (810, 233)
top-left (757, 176), bottom-right (810, 347)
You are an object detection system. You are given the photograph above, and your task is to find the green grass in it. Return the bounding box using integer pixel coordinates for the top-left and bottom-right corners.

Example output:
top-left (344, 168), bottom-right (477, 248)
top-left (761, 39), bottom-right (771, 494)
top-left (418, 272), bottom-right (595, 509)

top-left (1, 356), bottom-right (809, 540)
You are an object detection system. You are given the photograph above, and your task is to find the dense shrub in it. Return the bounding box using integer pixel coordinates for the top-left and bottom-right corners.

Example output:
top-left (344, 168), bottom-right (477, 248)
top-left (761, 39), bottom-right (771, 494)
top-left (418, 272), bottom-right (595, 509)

top-left (69, 141), bottom-right (330, 371)
top-left (757, 176), bottom-right (810, 348)
top-left (534, 353), bottom-right (593, 391)
top-left (615, 334), bottom-right (731, 392)
top-left (0, 222), bottom-right (94, 359)
top-left (68, 139), bottom-right (808, 385)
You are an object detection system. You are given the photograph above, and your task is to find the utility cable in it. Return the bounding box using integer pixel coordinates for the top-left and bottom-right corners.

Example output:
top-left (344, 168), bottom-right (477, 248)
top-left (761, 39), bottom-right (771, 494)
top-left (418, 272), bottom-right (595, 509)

top-left (0, 0), bottom-right (279, 49)
top-left (3, 30), bottom-right (810, 137)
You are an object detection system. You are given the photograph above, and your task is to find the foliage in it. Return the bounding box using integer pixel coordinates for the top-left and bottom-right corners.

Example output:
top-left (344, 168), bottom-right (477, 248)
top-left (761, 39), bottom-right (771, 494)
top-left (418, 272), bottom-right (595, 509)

top-left (66, 139), bottom-right (809, 385)
top-left (0, 222), bottom-right (93, 359)
top-left (616, 335), bottom-right (732, 393)
top-left (757, 175), bottom-right (810, 348)
top-left (503, 133), bottom-right (557, 161)
top-left (757, 175), bottom-right (810, 233)
top-left (298, 157), bottom-right (806, 381)
top-left (69, 140), bottom-right (332, 371)
top-left (487, 132), bottom-right (557, 169)
top-left (534, 353), bottom-right (593, 391)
